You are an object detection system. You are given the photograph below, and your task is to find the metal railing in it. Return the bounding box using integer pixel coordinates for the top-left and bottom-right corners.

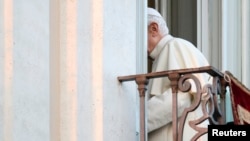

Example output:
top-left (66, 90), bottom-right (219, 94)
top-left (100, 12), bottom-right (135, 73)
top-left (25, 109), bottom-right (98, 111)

top-left (118, 66), bottom-right (228, 141)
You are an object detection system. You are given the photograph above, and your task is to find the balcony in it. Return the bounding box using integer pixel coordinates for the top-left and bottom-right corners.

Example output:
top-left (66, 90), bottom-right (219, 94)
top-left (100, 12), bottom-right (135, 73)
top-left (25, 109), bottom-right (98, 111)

top-left (118, 66), bottom-right (228, 141)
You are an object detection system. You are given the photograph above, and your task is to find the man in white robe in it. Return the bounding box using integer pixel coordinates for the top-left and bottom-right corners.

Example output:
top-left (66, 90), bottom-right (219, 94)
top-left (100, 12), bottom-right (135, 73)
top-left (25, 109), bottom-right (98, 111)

top-left (147, 8), bottom-right (210, 141)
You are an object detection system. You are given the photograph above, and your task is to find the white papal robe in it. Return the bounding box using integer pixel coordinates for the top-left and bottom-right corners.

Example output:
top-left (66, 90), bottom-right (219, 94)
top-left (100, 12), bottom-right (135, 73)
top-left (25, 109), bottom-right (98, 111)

top-left (147, 34), bottom-right (210, 141)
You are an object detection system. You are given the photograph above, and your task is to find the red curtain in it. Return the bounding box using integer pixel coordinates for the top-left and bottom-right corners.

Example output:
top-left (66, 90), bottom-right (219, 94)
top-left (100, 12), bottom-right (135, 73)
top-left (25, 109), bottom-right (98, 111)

top-left (226, 71), bottom-right (250, 125)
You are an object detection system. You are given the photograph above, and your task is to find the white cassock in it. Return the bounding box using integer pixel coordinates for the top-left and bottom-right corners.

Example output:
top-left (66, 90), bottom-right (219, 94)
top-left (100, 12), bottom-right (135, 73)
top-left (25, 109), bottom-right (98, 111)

top-left (147, 34), bottom-right (210, 141)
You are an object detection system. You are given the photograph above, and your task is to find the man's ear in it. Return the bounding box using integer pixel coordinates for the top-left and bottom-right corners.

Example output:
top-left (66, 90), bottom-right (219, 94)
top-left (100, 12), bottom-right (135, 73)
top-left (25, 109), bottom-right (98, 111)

top-left (148, 22), bottom-right (159, 36)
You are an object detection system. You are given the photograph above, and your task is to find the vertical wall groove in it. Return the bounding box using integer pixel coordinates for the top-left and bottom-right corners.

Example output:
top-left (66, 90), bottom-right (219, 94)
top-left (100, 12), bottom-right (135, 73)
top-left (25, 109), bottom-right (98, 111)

top-left (2, 0), bottom-right (13, 140)
top-left (91, 0), bottom-right (103, 141)
top-left (50, 0), bottom-right (78, 140)
top-left (50, 0), bottom-right (61, 140)
top-left (60, 0), bottom-right (78, 140)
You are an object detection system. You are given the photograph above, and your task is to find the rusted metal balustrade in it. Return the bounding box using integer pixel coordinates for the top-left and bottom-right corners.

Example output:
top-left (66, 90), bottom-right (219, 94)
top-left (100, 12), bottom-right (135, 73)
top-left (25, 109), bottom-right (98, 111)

top-left (118, 66), bottom-right (228, 141)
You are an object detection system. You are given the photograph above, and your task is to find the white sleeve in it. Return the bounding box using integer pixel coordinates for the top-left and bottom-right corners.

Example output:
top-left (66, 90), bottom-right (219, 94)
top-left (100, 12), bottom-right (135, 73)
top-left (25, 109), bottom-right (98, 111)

top-left (147, 89), bottom-right (192, 133)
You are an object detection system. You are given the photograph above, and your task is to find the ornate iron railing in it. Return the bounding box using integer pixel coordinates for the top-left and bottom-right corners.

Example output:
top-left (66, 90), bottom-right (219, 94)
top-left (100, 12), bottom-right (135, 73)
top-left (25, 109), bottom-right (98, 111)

top-left (118, 66), bottom-right (228, 141)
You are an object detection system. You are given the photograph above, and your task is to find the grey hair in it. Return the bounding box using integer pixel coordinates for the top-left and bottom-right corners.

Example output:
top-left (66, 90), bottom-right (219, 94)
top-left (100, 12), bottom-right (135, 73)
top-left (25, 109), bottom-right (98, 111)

top-left (148, 8), bottom-right (169, 36)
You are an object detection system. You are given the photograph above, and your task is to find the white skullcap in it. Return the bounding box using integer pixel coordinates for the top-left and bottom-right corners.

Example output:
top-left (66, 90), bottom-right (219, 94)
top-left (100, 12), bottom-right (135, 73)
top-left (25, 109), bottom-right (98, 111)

top-left (147, 7), bottom-right (169, 35)
top-left (147, 7), bottom-right (162, 18)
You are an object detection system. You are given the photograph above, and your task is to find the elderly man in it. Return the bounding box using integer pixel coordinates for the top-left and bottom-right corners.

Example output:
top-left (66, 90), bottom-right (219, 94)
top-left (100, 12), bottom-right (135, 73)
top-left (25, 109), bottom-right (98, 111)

top-left (147, 7), bottom-right (210, 141)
